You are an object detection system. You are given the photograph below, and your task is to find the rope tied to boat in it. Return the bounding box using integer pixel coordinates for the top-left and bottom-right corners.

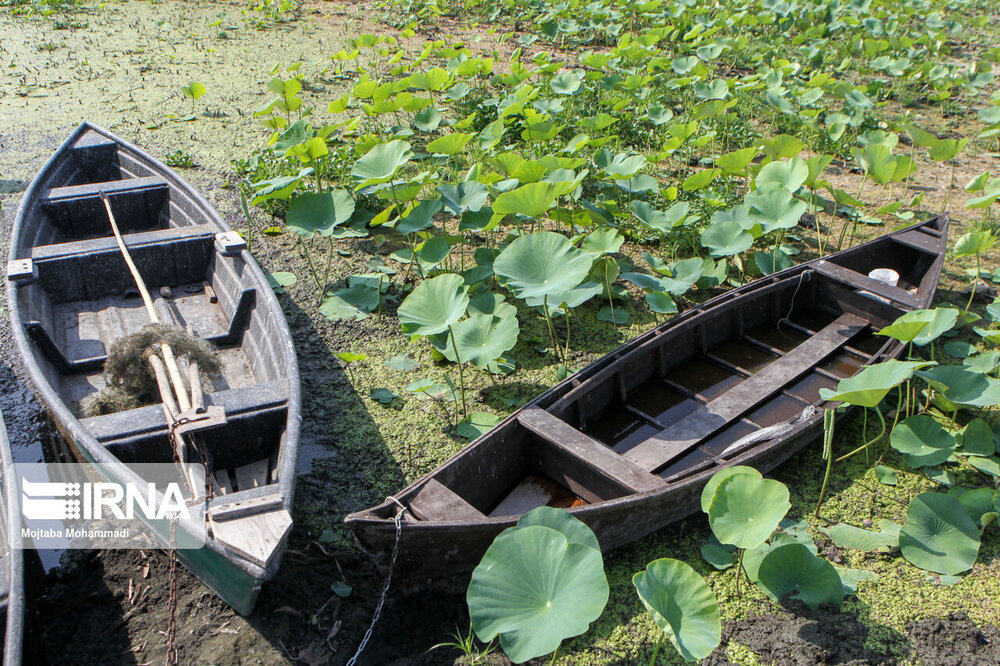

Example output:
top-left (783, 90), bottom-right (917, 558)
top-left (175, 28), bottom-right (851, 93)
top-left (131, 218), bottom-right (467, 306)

top-left (345, 497), bottom-right (409, 666)
top-left (720, 405), bottom-right (818, 459)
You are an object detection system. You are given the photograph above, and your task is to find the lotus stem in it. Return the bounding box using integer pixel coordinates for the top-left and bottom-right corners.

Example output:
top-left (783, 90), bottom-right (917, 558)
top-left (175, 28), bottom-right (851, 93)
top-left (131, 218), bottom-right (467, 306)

top-left (648, 634), bottom-right (665, 666)
top-left (449, 326), bottom-right (468, 418)
top-left (966, 253), bottom-right (981, 312)
top-left (239, 188), bottom-right (254, 253)
top-left (298, 235), bottom-right (324, 296)
top-left (835, 407), bottom-right (887, 462)
top-left (542, 296), bottom-right (563, 364)
top-left (878, 386), bottom-right (905, 464)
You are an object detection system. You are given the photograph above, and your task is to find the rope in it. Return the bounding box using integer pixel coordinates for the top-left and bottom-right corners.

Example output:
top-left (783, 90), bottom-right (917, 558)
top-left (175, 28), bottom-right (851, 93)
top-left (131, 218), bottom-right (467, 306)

top-left (345, 498), bottom-right (408, 666)
top-left (720, 405), bottom-right (817, 458)
top-left (776, 268), bottom-right (813, 333)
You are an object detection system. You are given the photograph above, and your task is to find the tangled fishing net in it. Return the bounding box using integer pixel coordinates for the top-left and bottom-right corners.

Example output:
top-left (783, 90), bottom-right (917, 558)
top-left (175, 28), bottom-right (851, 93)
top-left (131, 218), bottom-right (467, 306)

top-left (81, 323), bottom-right (219, 416)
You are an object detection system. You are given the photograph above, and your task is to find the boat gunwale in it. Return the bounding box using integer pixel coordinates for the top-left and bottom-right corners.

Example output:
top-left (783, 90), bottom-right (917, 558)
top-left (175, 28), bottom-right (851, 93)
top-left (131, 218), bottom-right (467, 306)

top-left (6, 121), bottom-right (302, 583)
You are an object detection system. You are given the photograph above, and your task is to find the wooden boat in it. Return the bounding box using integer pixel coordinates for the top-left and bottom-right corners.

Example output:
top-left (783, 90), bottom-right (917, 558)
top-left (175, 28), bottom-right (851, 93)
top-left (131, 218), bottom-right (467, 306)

top-left (0, 412), bottom-right (25, 666)
top-left (346, 215), bottom-right (948, 576)
top-left (6, 122), bottom-right (301, 615)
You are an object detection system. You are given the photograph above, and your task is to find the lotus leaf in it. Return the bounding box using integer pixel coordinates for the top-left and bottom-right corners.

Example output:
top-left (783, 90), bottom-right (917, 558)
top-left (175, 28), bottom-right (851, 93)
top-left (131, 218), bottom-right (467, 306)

top-left (516, 506), bottom-right (600, 551)
top-left (899, 492), bottom-right (980, 575)
top-left (708, 473), bottom-right (789, 549)
top-left (442, 310), bottom-right (519, 369)
top-left (820, 523), bottom-right (898, 552)
top-left (819, 360), bottom-right (934, 407)
top-left (494, 232), bottom-right (593, 301)
top-left (632, 559), bottom-right (722, 662)
top-left (890, 415), bottom-right (956, 468)
top-left (468, 525), bottom-right (609, 663)
top-left (397, 273), bottom-right (469, 336)
top-left (352, 140), bottom-right (414, 188)
top-left (701, 219), bottom-right (754, 257)
top-left (756, 543), bottom-right (844, 609)
top-left (916, 365), bottom-right (1000, 407)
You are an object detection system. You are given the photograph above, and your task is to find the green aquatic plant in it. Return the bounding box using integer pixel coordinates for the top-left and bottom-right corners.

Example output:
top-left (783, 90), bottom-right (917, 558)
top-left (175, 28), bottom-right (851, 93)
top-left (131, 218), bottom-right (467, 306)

top-left (899, 492), bottom-right (981, 576)
top-left (632, 558), bottom-right (721, 663)
top-left (467, 507), bottom-right (609, 664)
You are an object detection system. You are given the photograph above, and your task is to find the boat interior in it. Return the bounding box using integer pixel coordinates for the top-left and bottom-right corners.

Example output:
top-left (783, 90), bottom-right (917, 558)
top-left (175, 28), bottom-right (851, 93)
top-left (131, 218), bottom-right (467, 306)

top-left (10, 128), bottom-right (292, 501)
top-left (365, 221), bottom-right (945, 524)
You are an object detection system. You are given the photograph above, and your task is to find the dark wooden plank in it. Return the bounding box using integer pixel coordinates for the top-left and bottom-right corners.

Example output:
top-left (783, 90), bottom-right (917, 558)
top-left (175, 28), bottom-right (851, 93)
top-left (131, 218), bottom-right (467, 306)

top-left (624, 313), bottom-right (868, 471)
top-left (41, 175), bottom-right (167, 204)
top-left (813, 260), bottom-right (922, 309)
top-left (892, 229), bottom-right (943, 254)
top-left (408, 478), bottom-right (486, 522)
top-left (517, 408), bottom-right (666, 493)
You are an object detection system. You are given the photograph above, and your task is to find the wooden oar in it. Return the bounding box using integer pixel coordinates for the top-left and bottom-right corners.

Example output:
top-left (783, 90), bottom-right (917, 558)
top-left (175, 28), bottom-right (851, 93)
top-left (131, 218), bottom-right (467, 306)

top-left (99, 192), bottom-right (193, 413)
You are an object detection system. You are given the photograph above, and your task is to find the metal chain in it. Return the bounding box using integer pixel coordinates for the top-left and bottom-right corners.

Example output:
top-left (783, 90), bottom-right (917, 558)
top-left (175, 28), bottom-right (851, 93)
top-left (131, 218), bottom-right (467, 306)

top-left (345, 499), bottom-right (407, 666)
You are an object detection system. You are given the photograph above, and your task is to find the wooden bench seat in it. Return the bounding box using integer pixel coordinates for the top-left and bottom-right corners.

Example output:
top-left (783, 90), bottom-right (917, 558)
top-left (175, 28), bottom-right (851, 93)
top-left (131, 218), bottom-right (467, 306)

top-left (624, 313), bottom-right (869, 471)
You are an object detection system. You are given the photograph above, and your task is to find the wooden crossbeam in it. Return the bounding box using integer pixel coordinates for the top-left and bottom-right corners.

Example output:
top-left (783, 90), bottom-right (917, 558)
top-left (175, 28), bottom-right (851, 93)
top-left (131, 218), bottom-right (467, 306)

top-left (517, 407), bottom-right (666, 493)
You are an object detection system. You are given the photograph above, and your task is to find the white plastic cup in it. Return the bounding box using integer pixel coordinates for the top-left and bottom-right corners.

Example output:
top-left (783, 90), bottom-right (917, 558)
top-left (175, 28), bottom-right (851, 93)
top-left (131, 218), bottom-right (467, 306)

top-left (868, 268), bottom-right (900, 287)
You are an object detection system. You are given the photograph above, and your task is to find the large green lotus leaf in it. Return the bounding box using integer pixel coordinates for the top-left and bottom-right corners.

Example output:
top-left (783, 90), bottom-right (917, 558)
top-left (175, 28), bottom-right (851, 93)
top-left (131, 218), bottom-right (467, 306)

top-left (700, 466), bottom-right (761, 513)
top-left (755, 158), bottom-right (808, 193)
top-left (916, 366), bottom-right (1000, 407)
top-left (632, 558), bottom-right (721, 662)
top-left (890, 415), bottom-right (956, 468)
top-left (426, 132), bottom-right (474, 156)
top-left (911, 308), bottom-right (960, 345)
top-left (397, 273), bottom-right (469, 336)
top-left (820, 523), bottom-right (898, 552)
top-left (439, 181), bottom-right (489, 214)
top-left (716, 146), bottom-right (758, 174)
top-left (443, 310), bottom-right (519, 368)
top-left (899, 492), bottom-right (980, 575)
top-left (954, 231), bottom-right (996, 258)
top-left (494, 232), bottom-right (593, 301)
top-left (352, 140), bottom-right (414, 188)
top-left (526, 282), bottom-right (602, 315)
top-left (581, 228), bottom-right (624, 257)
top-left (957, 418), bottom-right (995, 456)
top-left (701, 220), bottom-right (754, 257)
top-left (286, 190), bottom-right (355, 237)
top-left (468, 525), bottom-right (609, 663)
top-left (396, 197), bottom-right (443, 235)
top-left (743, 532), bottom-right (816, 582)
top-left (964, 350), bottom-right (1000, 375)
top-left (756, 543), bottom-right (844, 609)
top-left (877, 310), bottom-right (933, 344)
top-left (948, 487), bottom-right (999, 529)
top-left (517, 506), bottom-right (600, 552)
top-left (493, 182), bottom-right (562, 218)
top-left (708, 474), bottom-right (790, 549)
top-left (851, 144), bottom-right (898, 185)
top-left (745, 185), bottom-right (807, 234)
top-left (646, 292), bottom-right (678, 314)
top-left (601, 152), bottom-right (647, 180)
top-left (819, 360), bottom-right (934, 408)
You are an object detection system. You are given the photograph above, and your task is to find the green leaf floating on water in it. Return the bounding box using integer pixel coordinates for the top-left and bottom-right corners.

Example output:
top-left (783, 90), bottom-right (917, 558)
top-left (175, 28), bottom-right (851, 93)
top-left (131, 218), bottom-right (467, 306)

top-left (821, 523), bottom-right (898, 552)
top-left (917, 365), bottom-right (1000, 408)
top-left (457, 412), bottom-right (502, 439)
top-left (515, 505), bottom-right (600, 551)
top-left (632, 558), bottom-right (722, 662)
top-left (889, 415), bottom-right (956, 468)
top-left (899, 492), bottom-right (980, 575)
top-left (708, 472), bottom-right (789, 550)
top-left (756, 543), bottom-right (844, 609)
top-left (468, 520), bottom-right (608, 662)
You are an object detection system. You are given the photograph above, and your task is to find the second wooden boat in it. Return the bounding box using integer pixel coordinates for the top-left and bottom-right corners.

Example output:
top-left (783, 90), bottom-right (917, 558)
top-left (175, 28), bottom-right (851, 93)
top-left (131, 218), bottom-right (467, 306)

top-left (0, 411), bottom-right (25, 666)
top-left (346, 215), bottom-right (948, 576)
top-left (6, 122), bottom-right (301, 614)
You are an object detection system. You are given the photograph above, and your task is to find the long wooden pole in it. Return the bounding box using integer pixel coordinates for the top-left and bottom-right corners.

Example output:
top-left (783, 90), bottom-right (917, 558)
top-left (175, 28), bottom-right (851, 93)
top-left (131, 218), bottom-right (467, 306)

top-left (99, 192), bottom-right (191, 412)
